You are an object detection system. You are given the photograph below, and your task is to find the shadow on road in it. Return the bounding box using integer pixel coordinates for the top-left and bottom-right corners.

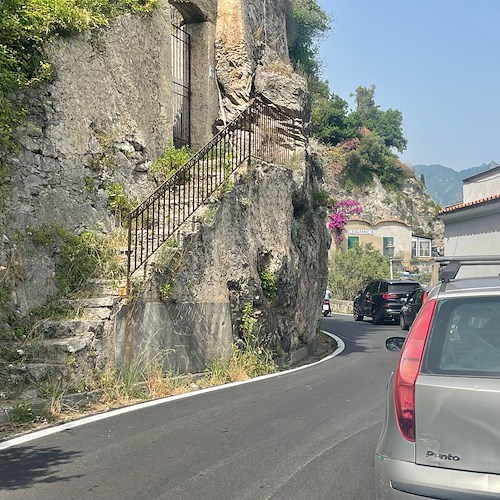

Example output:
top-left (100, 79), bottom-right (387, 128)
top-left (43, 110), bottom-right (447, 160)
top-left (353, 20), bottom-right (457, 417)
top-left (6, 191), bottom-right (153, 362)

top-left (0, 445), bottom-right (82, 490)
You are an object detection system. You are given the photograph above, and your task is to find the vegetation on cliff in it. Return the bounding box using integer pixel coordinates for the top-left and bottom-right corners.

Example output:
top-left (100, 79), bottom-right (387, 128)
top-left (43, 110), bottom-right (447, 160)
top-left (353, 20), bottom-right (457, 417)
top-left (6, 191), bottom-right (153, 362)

top-left (287, 0), bottom-right (410, 192)
top-left (0, 0), bottom-right (158, 152)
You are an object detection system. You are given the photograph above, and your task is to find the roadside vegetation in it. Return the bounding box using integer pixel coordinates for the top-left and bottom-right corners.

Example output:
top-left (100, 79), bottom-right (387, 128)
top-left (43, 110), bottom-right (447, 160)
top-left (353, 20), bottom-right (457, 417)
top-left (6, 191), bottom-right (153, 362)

top-left (0, 302), bottom-right (285, 438)
top-left (328, 244), bottom-right (390, 301)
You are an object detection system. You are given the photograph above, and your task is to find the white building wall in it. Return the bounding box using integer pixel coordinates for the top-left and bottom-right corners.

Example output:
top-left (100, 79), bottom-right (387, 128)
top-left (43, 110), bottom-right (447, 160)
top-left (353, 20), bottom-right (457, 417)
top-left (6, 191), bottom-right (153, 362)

top-left (443, 211), bottom-right (500, 277)
top-left (463, 170), bottom-right (500, 203)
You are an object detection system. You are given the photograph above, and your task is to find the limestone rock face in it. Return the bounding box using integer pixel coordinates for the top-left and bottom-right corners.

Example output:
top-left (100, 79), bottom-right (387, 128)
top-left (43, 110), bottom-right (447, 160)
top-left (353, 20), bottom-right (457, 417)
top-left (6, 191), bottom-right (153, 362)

top-left (1, 9), bottom-right (172, 312)
top-left (119, 158), bottom-right (330, 367)
top-left (215, 0), bottom-right (307, 120)
top-left (179, 160), bottom-right (329, 350)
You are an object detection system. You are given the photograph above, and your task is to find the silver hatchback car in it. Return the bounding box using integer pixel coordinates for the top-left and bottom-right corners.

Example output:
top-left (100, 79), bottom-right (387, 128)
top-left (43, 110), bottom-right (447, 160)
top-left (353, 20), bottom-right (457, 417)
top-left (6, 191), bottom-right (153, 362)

top-left (375, 256), bottom-right (500, 499)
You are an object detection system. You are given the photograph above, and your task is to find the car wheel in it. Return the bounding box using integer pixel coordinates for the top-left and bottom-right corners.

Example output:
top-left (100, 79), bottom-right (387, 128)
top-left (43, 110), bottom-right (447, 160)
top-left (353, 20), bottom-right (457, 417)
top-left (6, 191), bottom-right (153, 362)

top-left (372, 307), bottom-right (383, 325)
top-left (353, 305), bottom-right (363, 321)
top-left (400, 314), bottom-right (408, 330)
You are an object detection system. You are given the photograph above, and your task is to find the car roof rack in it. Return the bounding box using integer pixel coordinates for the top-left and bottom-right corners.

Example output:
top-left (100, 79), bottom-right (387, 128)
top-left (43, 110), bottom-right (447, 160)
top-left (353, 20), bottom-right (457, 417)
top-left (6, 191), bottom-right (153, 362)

top-left (436, 256), bottom-right (500, 286)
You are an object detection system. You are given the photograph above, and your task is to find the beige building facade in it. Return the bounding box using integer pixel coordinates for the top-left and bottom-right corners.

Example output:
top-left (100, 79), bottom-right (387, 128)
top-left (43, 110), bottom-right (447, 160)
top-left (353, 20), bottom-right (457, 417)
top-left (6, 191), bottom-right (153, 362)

top-left (342, 219), bottom-right (432, 266)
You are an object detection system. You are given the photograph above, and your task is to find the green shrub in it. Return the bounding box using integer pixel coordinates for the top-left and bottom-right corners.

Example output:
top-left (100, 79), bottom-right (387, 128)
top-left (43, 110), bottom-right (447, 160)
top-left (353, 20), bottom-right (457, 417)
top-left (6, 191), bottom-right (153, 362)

top-left (241, 302), bottom-right (256, 337)
top-left (29, 224), bottom-right (124, 295)
top-left (10, 401), bottom-right (34, 423)
top-left (287, 0), bottom-right (331, 76)
top-left (312, 189), bottom-right (331, 208)
top-left (151, 142), bottom-right (192, 180)
top-left (105, 182), bottom-right (138, 223)
top-left (159, 282), bottom-right (174, 300)
top-left (259, 270), bottom-right (276, 302)
top-left (204, 302), bottom-right (275, 383)
top-left (328, 244), bottom-right (389, 300)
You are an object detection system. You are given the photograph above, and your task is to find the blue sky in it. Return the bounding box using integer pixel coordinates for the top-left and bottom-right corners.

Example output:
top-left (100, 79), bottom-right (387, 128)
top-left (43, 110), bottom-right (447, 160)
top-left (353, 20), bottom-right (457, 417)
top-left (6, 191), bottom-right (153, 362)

top-left (315, 0), bottom-right (499, 171)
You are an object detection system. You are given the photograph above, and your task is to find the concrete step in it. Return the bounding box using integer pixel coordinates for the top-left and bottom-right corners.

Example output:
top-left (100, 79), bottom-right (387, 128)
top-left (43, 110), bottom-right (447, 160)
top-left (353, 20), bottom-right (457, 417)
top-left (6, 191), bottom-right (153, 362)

top-left (42, 335), bottom-right (94, 356)
top-left (59, 296), bottom-right (118, 320)
top-left (23, 333), bottom-right (95, 364)
top-left (35, 319), bottom-right (105, 339)
top-left (86, 279), bottom-right (123, 297)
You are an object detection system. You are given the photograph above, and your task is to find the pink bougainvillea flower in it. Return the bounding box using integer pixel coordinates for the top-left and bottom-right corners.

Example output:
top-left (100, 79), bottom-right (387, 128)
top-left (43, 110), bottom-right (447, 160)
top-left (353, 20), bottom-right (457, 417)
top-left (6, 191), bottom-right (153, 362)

top-left (327, 199), bottom-right (363, 244)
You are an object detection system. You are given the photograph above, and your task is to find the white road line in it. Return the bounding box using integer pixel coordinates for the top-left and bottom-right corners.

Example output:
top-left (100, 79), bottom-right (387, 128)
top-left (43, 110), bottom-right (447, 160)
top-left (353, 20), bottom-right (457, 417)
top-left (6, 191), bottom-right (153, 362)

top-left (0, 332), bottom-right (345, 450)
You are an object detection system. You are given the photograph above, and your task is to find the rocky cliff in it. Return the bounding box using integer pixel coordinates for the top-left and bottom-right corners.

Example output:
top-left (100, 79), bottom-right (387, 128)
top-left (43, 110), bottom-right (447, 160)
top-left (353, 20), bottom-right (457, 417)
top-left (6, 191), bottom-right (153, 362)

top-left (0, 0), bottom-right (329, 378)
top-left (1, 8), bottom-right (172, 316)
top-left (317, 142), bottom-right (444, 244)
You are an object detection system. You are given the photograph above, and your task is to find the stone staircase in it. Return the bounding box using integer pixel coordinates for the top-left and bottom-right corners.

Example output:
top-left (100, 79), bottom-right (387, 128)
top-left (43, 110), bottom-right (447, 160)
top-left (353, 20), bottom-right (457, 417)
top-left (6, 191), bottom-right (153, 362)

top-left (1, 282), bottom-right (121, 424)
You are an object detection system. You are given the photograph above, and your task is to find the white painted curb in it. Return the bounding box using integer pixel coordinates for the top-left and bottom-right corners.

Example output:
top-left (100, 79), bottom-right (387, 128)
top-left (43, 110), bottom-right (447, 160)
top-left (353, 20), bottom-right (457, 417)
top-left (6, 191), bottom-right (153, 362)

top-left (0, 331), bottom-right (345, 450)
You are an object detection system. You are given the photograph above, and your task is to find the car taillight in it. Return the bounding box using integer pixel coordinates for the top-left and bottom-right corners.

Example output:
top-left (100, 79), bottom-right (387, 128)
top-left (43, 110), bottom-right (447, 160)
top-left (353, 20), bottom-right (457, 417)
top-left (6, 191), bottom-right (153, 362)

top-left (393, 298), bottom-right (436, 442)
top-left (382, 293), bottom-right (397, 299)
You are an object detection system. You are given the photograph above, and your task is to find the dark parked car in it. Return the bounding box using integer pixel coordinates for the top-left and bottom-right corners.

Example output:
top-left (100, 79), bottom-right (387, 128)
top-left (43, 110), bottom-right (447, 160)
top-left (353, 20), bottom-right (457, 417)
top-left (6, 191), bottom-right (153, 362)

top-left (399, 287), bottom-right (430, 330)
top-left (353, 280), bottom-right (421, 324)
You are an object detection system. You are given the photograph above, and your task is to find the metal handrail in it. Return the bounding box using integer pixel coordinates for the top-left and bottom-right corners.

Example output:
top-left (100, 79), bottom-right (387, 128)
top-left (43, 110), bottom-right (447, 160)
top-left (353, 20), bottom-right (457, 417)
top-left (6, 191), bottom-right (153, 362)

top-left (126, 98), bottom-right (303, 293)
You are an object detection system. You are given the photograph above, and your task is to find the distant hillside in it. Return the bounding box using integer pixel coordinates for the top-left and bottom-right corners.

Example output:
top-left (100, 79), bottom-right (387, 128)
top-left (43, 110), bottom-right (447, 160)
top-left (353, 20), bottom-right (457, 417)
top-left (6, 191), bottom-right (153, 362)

top-left (412, 161), bottom-right (499, 207)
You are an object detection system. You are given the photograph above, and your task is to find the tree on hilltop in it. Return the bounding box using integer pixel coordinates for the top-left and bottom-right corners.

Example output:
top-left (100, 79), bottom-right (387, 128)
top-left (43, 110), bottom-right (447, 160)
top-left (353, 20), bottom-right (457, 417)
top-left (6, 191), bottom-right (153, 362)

top-left (351, 85), bottom-right (407, 153)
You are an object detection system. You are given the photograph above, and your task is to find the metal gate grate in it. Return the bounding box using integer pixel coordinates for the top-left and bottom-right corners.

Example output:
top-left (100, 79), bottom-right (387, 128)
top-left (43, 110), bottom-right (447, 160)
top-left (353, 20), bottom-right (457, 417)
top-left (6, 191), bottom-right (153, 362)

top-left (171, 9), bottom-right (191, 148)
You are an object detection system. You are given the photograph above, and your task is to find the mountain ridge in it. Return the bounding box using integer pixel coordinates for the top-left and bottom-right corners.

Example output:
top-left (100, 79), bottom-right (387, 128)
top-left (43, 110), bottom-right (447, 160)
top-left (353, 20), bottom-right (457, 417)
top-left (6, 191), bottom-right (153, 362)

top-left (412, 161), bottom-right (499, 207)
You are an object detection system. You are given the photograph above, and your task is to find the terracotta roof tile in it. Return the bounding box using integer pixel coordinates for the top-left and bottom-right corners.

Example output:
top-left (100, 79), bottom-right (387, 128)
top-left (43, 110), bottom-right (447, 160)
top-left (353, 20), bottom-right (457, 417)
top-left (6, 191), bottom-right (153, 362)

top-left (438, 193), bottom-right (500, 215)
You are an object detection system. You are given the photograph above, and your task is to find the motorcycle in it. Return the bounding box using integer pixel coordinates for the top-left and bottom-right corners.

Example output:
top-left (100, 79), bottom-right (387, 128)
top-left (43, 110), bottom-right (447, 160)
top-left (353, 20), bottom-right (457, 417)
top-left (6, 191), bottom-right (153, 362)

top-left (322, 298), bottom-right (331, 317)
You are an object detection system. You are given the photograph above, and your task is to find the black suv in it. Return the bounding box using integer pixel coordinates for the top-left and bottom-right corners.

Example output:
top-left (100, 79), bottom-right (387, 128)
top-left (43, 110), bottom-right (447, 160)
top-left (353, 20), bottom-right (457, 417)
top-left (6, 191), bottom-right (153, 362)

top-left (353, 279), bottom-right (421, 324)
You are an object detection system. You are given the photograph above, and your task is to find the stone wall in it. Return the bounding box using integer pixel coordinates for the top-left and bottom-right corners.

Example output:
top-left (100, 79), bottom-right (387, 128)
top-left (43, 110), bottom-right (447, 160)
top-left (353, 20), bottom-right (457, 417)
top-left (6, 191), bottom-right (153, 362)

top-left (1, 6), bottom-right (174, 314)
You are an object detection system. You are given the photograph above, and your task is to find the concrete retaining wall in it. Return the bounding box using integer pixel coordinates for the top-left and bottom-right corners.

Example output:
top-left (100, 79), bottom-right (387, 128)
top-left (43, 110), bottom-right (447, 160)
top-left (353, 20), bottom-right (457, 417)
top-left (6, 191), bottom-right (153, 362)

top-left (115, 301), bottom-right (233, 373)
top-left (331, 299), bottom-right (353, 315)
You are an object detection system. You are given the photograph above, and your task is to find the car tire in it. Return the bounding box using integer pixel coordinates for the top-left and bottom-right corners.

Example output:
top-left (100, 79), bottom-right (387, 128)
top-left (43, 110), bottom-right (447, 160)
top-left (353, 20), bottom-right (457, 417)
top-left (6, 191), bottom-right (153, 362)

top-left (353, 305), bottom-right (363, 321)
top-left (372, 307), bottom-right (383, 325)
top-left (400, 314), bottom-right (408, 330)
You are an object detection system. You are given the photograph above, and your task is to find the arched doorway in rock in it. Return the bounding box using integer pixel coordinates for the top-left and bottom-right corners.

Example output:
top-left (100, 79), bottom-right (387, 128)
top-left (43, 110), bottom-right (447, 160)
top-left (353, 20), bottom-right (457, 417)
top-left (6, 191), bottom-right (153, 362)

top-left (169, 1), bottom-right (218, 150)
top-left (170, 6), bottom-right (191, 148)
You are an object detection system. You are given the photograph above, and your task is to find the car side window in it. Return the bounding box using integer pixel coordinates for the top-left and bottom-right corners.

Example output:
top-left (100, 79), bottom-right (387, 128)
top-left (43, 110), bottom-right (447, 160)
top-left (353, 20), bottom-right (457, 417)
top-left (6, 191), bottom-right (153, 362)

top-left (424, 297), bottom-right (500, 376)
top-left (379, 282), bottom-right (387, 293)
top-left (412, 289), bottom-right (423, 304)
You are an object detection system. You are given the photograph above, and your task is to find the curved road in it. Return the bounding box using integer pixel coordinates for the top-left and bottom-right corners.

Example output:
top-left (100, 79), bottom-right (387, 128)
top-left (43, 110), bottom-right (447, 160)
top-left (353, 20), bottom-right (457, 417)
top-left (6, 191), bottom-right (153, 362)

top-left (0, 314), bottom-right (401, 499)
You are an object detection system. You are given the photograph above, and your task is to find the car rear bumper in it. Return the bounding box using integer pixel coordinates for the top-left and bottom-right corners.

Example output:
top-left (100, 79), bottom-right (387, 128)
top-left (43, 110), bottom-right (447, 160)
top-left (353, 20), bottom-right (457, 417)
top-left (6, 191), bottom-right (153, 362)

top-left (375, 455), bottom-right (500, 499)
top-left (380, 308), bottom-right (400, 319)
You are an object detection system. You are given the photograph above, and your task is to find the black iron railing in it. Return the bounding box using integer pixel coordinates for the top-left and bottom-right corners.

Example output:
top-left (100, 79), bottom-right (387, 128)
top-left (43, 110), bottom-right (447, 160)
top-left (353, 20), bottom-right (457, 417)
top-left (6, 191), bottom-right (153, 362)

top-left (126, 99), bottom-right (303, 292)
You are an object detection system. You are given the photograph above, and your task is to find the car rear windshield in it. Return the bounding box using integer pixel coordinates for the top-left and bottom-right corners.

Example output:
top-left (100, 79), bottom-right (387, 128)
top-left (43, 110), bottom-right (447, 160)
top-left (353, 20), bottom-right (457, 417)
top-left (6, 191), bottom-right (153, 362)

top-left (387, 283), bottom-right (420, 293)
top-left (422, 296), bottom-right (500, 377)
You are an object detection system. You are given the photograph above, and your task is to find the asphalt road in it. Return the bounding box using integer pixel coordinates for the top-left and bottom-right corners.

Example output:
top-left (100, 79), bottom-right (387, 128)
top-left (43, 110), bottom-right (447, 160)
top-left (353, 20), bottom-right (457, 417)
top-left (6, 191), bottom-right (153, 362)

top-left (0, 314), bottom-right (402, 499)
